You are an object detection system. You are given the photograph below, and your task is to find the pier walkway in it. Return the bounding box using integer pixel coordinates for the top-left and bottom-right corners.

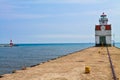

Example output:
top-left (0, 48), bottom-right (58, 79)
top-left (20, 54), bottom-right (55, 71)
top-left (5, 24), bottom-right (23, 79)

top-left (0, 47), bottom-right (120, 80)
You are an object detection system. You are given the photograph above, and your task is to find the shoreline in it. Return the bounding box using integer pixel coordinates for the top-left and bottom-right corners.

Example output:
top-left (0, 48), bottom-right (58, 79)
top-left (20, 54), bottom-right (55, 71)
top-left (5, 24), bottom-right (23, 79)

top-left (0, 46), bottom-right (93, 76)
top-left (0, 47), bottom-right (120, 80)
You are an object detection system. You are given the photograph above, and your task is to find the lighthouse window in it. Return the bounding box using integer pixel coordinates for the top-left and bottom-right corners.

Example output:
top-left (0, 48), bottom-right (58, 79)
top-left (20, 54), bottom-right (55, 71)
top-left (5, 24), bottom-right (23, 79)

top-left (102, 21), bottom-right (105, 23)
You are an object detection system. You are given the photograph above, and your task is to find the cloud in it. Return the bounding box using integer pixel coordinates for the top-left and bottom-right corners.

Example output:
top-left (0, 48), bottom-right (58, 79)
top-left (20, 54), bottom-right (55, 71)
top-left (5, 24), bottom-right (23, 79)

top-left (0, 0), bottom-right (29, 15)
top-left (1, 8), bottom-right (120, 21)
top-left (0, 13), bottom-right (51, 19)
top-left (27, 0), bottom-right (108, 4)
top-left (25, 34), bottom-right (95, 43)
top-left (33, 34), bottom-right (94, 39)
top-left (0, 0), bottom-right (109, 4)
top-left (0, 12), bottom-right (84, 19)
top-left (11, 34), bottom-right (95, 43)
top-left (0, 0), bottom-right (119, 20)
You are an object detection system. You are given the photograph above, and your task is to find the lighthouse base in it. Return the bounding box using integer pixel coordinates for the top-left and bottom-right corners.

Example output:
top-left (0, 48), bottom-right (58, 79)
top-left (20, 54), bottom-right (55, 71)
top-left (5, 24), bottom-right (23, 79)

top-left (95, 44), bottom-right (111, 47)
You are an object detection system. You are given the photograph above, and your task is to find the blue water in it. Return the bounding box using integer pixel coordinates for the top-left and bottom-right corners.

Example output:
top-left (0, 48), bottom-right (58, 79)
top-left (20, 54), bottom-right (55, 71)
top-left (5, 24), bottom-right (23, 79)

top-left (115, 43), bottom-right (120, 48)
top-left (0, 43), bottom-right (94, 75)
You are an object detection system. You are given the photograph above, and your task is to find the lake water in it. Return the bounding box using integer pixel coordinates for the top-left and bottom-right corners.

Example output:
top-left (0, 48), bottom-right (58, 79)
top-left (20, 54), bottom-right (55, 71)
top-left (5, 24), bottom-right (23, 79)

top-left (0, 43), bottom-right (95, 75)
top-left (115, 43), bottom-right (120, 48)
top-left (1, 43), bottom-right (120, 75)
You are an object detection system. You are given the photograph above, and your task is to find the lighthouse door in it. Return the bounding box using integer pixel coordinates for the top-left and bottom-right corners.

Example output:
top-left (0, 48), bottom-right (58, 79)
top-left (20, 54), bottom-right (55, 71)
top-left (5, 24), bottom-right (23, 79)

top-left (100, 36), bottom-right (106, 46)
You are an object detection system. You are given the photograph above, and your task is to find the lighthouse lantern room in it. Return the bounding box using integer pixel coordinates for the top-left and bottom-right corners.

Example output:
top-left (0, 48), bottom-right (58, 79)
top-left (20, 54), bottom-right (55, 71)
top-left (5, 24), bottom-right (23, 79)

top-left (95, 13), bottom-right (111, 46)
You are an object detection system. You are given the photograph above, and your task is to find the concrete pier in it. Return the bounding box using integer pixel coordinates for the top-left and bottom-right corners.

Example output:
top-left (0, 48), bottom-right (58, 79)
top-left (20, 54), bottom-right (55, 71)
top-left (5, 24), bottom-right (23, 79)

top-left (0, 47), bottom-right (120, 80)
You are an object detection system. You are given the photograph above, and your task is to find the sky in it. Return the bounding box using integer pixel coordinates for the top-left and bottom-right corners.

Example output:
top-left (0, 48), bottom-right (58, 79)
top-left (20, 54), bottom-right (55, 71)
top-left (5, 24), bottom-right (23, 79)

top-left (0, 0), bottom-right (120, 43)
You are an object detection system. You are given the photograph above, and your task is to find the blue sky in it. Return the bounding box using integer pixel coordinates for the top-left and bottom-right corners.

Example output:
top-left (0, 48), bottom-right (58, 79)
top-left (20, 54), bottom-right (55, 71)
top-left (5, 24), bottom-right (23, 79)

top-left (0, 0), bottom-right (120, 43)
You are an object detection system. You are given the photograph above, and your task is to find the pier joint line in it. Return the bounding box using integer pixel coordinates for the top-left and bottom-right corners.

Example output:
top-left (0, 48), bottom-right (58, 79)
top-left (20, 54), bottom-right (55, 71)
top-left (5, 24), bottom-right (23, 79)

top-left (106, 47), bottom-right (117, 80)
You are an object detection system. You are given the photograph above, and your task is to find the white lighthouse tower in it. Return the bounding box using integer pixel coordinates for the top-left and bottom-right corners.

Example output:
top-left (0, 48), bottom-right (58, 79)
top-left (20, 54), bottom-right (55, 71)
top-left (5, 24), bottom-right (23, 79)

top-left (95, 13), bottom-right (111, 46)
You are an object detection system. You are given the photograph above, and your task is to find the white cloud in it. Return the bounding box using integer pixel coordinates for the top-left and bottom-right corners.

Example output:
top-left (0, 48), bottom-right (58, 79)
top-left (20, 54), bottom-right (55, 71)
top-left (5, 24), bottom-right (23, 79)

top-left (1, 8), bottom-right (120, 21)
top-left (0, 0), bottom-right (29, 15)
top-left (0, 13), bottom-right (51, 19)
top-left (28, 0), bottom-right (108, 4)
top-left (11, 34), bottom-right (94, 43)
top-left (0, 12), bottom-right (84, 19)
top-left (0, 0), bottom-right (109, 4)
top-left (26, 34), bottom-right (95, 43)
top-left (33, 34), bottom-right (94, 39)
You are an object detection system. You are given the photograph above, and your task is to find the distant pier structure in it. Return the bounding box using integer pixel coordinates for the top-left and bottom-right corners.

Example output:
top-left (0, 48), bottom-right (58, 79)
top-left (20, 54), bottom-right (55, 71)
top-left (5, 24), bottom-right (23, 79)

top-left (10, 40), bottom-right (13, 47)
top-left (95, 13), bottom-right (111, 46)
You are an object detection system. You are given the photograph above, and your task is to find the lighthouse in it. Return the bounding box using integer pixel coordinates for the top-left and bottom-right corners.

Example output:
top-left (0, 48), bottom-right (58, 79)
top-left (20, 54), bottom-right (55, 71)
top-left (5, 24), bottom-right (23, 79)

top-left (10, 40), bottom-right (13, 47)
top-left (95, 13), bottom-right (111, 46)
